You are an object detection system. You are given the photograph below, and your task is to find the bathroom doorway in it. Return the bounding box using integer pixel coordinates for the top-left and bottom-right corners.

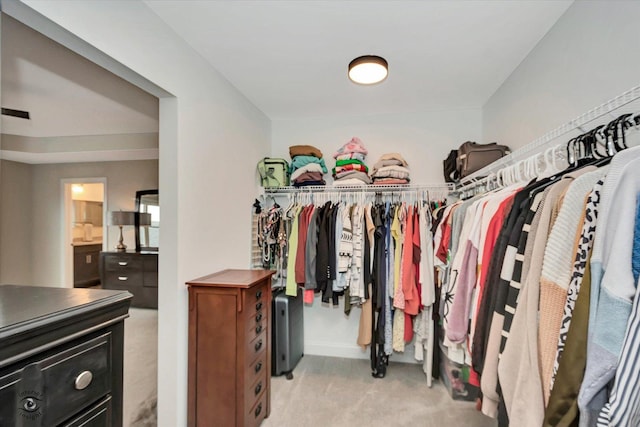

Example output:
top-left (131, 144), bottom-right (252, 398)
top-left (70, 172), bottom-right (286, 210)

top-left (62, 178), bottom-right (106, 288)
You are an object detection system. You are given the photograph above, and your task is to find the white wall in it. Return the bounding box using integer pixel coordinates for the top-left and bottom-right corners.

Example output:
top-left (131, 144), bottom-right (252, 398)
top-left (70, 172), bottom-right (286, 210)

top-left (0, 160), bottom-right (33, 284)
top-left (13, 2), bottom-right (271, 426)
top-left (272, 109), bottom-right (482, 362)
top-left (272, 109), bottom-right (482, 184)
top-left (483, 0), bottom-right (640, 150)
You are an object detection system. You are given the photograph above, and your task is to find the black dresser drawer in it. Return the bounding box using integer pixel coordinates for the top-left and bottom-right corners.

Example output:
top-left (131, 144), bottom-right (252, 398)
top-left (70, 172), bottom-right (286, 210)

top-left (100, 252), bottom-right (158, 308)
top-left (103, 254), bottom-right (142, 272)
top-left (0, 333), bottom-right (111, 426)
top-left (62, 395), bottom-right (112, 427)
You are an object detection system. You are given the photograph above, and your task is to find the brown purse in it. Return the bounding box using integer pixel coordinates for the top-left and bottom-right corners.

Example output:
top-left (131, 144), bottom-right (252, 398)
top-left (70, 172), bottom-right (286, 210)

top-left (456, 141), bottom-right (510, 178)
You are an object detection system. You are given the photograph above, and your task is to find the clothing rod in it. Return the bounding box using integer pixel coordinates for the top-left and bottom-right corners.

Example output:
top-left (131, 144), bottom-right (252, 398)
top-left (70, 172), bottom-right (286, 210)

top-left (262, 183), bottom-right (454, 194)
top-left (458, 84), bottom-right (640, 186)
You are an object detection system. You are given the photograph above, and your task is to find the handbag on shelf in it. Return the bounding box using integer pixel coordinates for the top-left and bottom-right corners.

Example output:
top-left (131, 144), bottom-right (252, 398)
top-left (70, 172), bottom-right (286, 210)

top-left (443, 149), bottom-right (460, 183)
top-left (456, 141), bottom-right (510, 179)
top-left (257, 157), bottom-right (290, 188)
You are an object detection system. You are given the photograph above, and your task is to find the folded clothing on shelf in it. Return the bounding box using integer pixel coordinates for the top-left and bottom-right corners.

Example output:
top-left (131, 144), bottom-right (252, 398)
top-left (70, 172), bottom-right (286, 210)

top-left (288, 144), bottom-right (327, 187)
top-left (289, 145), bottom-right (323, 159)
top-left (333, 170), bottom-right (371, 184)
top-left (336, 152), bottom-right (366, 162)
top-left (333, 137), bottom-right (368, 159)
top-left (370, 165), bottom-right (411, 181)
top-left (370, 152), bottom-right (410, 185)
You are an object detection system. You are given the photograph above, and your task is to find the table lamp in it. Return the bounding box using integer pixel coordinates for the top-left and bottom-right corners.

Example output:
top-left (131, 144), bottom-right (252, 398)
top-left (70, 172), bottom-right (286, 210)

top-left (110, 211), bottom-right (136, 252)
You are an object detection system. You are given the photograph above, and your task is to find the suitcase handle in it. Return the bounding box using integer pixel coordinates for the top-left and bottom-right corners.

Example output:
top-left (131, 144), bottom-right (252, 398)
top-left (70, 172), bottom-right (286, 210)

top-left (255, 339), bottom-right (263, 352)
top-left (256, 324), bottom-right (263, 334)
top-left (256, 302), bottom-right (263, 311)
top-left (256, 313), bottom-right (263, 323)
top-left (256, 290), bottom-right (263, 300)
top-left (255, 403), bottom-right (262, 418)
top-left (255, 381), bottom-right (262, 396)
top-left (255, 362), bottom-right (262, 373)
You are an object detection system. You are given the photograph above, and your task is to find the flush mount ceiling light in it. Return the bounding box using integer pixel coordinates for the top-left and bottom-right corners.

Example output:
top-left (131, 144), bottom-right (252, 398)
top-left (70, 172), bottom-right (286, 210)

top-left (348, 55), bottom-right (388, 85)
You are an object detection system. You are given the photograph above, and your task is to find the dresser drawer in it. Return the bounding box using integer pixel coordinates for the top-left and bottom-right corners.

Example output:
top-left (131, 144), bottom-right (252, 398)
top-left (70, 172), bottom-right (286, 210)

top-left (246, 329), bottom-right (267, 365)
top-left (244, 371), bottom-right (267, 416)
top-left (246, 311), bottom-right (266, 338)
top-left (61, 395), bottom-right (112, 426)
top-left (103, 271), bottom-right (143, 287)
top-left (247, 350), bottom-right (267, 382)
top-left (0, 334), bottom-right (111, 426)
top-left (244, 284), bottom-right (267, 317)
top-left (246, 388), bottom-right (268, 427)
top-left (104, 254), bottom-right (142, 272)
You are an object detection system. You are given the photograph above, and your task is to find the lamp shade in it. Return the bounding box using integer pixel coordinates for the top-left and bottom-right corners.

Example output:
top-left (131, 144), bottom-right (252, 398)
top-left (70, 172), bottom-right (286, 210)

top-left (348, 55), bottom-right (388, 85)
top-left (110, 211), bottom-right (136, 226)
top-left (138, 212), bottom-right (152, 226)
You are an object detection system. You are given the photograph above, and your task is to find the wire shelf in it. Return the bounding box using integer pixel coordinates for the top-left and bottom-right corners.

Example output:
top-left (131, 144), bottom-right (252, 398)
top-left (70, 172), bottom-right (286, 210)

top-left (262, 183), bottom-right (454, 194)
top-left (456, 84), bottom-right (640, 190)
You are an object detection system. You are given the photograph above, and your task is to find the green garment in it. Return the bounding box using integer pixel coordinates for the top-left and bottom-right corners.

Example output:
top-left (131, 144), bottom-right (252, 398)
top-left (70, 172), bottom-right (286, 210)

top-left (335, 159), bottom-right (366, 167)
top-left (543, 252), bottom-right (592, 427)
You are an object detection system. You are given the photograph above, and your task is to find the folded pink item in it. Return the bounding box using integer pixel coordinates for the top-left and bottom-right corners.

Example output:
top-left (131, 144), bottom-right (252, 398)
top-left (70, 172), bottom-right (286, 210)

top-left (372, 178), bottom-right (410, 185)
top-left (333, 137), bottom-right (368, 158)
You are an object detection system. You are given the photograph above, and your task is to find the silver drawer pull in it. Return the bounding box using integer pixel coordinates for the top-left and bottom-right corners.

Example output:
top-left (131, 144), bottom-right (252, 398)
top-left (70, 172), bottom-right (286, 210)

top-left (118, 276), bottom-right (128, 281)
top-left (75, 371), bottom-right (93, 390)
top-left (118, 261), bottom-right (128, 266)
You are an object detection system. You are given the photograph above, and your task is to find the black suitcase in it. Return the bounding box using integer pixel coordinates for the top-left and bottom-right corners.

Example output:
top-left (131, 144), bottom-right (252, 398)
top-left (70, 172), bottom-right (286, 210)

top-left (271, 288), bottom-right (304, 379)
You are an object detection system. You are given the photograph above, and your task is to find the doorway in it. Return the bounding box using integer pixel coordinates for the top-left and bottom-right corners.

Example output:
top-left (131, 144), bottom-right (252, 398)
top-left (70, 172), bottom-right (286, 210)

top-left (63, 179), bottom-right (106, 288)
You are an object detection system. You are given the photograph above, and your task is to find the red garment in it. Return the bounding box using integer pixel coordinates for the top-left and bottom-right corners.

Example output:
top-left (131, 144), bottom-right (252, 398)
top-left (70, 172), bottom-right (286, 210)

top-left (467, 195), bottom-right (514, 388)
top-left (404, 312), bottom-right (414, 342)
top-left (304, 289), bottom-right (314, 304)
top-left (473, 196), bottom-right (515, 323)
top-left (436, 205), bottom-right (456, 263)
top-left (402, 206), bottom-right (420, 315)
top-left (413, 209), bottom-right (422, 306)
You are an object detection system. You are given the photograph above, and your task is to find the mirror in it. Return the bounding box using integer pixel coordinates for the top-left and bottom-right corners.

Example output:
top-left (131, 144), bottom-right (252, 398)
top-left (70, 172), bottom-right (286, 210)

top-left (135, 189), bottom-right (159, 252)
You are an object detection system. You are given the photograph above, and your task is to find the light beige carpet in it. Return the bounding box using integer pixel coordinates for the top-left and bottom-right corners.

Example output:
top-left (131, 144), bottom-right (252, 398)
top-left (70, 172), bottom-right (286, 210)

top-left (123, 308), bottom-right (158, 426)
top-left (264, 355), bottom-right (497, 427)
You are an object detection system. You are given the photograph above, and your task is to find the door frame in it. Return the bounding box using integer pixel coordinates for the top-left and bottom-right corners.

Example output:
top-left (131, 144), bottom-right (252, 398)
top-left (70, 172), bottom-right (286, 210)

top-left (61, 177), bottom-right (107, 288)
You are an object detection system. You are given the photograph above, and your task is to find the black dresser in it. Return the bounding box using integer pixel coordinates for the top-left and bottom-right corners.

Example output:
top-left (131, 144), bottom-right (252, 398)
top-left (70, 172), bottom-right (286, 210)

top-left (100, 252), bottom-right (158, 309)
top-left (0, 285), bottom-right (131, 426)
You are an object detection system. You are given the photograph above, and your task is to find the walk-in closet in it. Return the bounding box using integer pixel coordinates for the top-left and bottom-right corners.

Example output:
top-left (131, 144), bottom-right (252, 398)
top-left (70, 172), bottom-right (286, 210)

top-left (4, 1), bottom-right (640, 426)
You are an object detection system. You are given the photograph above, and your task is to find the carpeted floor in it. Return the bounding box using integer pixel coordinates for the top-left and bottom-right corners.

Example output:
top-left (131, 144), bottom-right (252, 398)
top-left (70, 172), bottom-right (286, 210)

top-left (265, 355), bottom-right (497, 427)
top-left (123, 308), bottom-right (158, 426)
top-left (120, 309), bottom-right (496, 427)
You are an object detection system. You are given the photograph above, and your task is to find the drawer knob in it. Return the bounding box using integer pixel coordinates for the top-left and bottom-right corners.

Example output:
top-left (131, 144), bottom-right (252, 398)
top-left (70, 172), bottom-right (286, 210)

top-left (22, 397), bottom-right (39, 412)
top-left (255, 381), bottom-right (262, 396)
top-left (255, 362), bottom-right (262, 373)
top-left (256, 324), bottom-right (263, 334)
top-left (74, 370), bottom-right (93, 390)
top-left (255, 339), bottom-right (263, 352)
top-left (118, 261), bottom-right (128, 266)
top-left (256, 313), bottom-right (263, 323)
top-left (256, 290), bottom-right (263, 300)
top-left (256, 302), bottom-right (263, 311)
top-left (118, 276), bottom-right (128, 281)
top-left (255, 403), bottom-right (262, 418)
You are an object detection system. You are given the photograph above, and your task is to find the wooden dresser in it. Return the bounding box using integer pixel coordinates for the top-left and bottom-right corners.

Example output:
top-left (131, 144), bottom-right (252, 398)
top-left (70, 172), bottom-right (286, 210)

top-left (186, 269), bottom-right (274, 427)
top-left (100, 252), bottom-right (158, 309)
top-left (0, 285), bottom-right (131, 426)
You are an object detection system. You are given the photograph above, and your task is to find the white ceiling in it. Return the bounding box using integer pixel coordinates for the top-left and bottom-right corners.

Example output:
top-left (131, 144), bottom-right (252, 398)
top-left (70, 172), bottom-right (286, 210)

top-left (145, 0), bottom-right (573, 120)
top-left (0, 1), bottom-right (573, 142)
top-left (1, 14), bottom-right (159, 138)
